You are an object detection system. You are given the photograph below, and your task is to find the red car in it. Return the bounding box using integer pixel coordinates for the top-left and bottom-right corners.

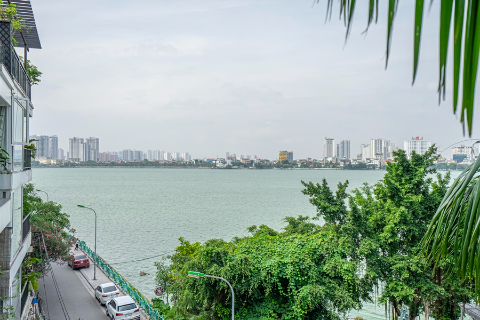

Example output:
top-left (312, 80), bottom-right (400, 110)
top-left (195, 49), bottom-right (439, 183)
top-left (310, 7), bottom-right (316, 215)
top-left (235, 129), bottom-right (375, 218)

top-left (68, 254), bottom-right (90, 269)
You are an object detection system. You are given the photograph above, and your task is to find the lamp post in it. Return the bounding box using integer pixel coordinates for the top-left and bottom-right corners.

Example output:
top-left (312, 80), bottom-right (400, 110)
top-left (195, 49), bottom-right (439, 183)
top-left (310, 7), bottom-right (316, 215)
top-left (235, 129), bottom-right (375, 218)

top-left (77, 205), bottom-right (97, 280)
top-left (36, 189), bottom-right (49, 202)
top-left (188, 271), bottom-right (234, 320)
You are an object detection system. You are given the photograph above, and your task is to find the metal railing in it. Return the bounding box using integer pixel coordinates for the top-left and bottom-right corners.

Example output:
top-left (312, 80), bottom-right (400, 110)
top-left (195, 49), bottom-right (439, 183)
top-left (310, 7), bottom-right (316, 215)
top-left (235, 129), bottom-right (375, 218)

top-left (22, 213), bottom-right (30, 241)
top-left (23, 148), bottom-right (31, 169)
top-left (77, 239), bottom-right (164, 320)
top-left (20, 282), bottom-right (29, 316)
top-left (10, 48), bottom-right (31, 100)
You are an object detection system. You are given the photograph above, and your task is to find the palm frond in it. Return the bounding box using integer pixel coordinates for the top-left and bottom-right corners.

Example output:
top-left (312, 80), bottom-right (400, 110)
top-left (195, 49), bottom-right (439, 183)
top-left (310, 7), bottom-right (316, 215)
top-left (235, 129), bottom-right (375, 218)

top-left (320, 0), bottom-right (480, 136)
top-left (422, 155), bottom-right (480, 301)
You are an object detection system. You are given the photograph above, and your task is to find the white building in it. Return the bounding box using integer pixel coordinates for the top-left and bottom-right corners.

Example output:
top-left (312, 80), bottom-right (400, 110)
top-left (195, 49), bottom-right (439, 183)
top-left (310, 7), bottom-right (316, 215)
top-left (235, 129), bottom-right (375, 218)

top-left (49, 135), bottom-right (58, 159)
top-left (452, 145), bottom-right (476, 163)
top-left (404, 137), bottom-right (432, 157)
top-left (69, 137), bottom-right (85, 162)
top-left (361, 144), bottom-right (371, 161)
top-left (0, 5), bottom-right (42, 319)
top-left (324, 137), bottom-right (335, 159)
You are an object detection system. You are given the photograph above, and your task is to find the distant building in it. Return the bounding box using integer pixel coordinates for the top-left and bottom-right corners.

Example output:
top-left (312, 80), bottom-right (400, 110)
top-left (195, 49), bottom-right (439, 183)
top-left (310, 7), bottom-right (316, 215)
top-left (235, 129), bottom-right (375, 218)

top-left (337, 140), bottom-right (350, 159)
top-left (99, 152), bottom-right (118, 162)
top-left (58, 148), bottom-right (65, 160)
top-left (279, 151), bottom-right (293, 164)
top-left (324, 138), bottom-right (335, 159)
top-left (49, 135), bottom-right (58, 159)
top-left (404, 137), bottom-right (432, 157)
top-left (69, 137), bottom-right (84, 162)
top-left (85, 137), bottom-right (99, 162)
top-left (452, 145), bottom-right (475, 163)
top-left (226, 152), bottom-right (230, 159)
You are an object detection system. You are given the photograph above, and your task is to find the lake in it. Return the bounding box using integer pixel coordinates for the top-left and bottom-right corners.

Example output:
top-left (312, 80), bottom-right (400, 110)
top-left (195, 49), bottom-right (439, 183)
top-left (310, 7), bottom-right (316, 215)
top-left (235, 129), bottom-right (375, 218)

top-left (31, 168), bottom-right (459, 319)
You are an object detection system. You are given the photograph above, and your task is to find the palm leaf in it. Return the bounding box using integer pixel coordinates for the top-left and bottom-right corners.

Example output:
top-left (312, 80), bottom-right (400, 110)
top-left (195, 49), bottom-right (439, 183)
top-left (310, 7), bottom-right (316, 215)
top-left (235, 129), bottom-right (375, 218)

top-left (422, 155), bottom-right (480, 301)
top-left (319, 0), bottom-right (480, 136)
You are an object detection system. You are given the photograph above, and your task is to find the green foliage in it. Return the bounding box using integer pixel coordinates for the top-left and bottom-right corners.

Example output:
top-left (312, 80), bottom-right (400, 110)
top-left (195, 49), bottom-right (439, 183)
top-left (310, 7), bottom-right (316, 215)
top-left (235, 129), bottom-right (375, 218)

top-left (22, 257), bottom-right (42, 291)
top-left (154, 258), bottom-right (174, 304)
top-left (0, 1), bottom-right (27, 46)
top-left (24, 183), bottom-right (75, 273)
top-left (158, 221), bottom-right (367, 319)
top-left (302, 146), bottom-right (472, 319)
top-left (320, 1), bottom-right (479, 135)
top-left (18, 57), bottom-right (42, 84)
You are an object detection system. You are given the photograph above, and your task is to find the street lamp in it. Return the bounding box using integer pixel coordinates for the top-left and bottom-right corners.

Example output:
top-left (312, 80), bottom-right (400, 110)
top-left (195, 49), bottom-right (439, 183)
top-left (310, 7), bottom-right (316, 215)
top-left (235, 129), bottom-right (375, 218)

top-left (77, 205), bottom-right (97, 280)
top-left (36, 189), bottom-right (49, 202)
top-left (188, 271), bottom-right (234, 320)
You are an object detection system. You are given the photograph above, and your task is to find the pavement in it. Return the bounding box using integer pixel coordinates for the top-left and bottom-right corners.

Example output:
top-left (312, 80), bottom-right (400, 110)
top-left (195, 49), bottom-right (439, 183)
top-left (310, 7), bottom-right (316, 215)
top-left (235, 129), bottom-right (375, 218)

top-left (37, 250), bottom-right (147, 320)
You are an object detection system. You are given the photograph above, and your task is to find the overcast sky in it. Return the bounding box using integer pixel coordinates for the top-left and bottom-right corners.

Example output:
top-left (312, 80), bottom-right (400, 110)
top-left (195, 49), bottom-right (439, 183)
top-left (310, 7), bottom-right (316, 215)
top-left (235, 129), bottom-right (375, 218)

top-left (25, 0), bottom-right (479, 159)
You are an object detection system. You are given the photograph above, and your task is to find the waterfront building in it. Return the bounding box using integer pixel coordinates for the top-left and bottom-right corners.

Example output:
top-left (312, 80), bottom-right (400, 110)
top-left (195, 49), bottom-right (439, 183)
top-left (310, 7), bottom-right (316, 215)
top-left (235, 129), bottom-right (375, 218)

top-left (49, 135), bottom-right (58, 159)
top-left (165, 152), bottom-right (172, 161)
top-left (99, 152), bottom-right (118, 162)
top-left (147, 150), bottom-right (154, 161)
top-left (0, 4), bottom-right (42, 318)
top-left (69, 137), bottom-right (85, 162)
top-left (58, 148), bottom-right (65, 160)
top-left (404, 137), bottom-right (432, 157)
top-left (226, 152), bottom-right (230, 159)
top-left (279, 151), bottom-right (293, 164)
top-left (85, 137), bottom-right (99, 162)
top-left (337, 140), bottom-right (350, 159)
top-left (323, 138), bottom-right (335, 159)
top-left (133, 150), bottom-right (143, 161)
top-left (452, 145), bottom-right (475, 163)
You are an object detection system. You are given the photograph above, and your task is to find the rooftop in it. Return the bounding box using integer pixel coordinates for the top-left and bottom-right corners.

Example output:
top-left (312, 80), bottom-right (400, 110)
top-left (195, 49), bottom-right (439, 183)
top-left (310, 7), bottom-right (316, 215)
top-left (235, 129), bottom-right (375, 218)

top-left (9, 0), bottom-right (41, 49)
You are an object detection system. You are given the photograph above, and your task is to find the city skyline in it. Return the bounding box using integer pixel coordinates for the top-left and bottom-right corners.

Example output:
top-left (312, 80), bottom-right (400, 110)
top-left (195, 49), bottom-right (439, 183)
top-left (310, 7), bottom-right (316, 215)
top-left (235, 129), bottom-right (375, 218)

top-left (27, 1), bottom-right (480, 161)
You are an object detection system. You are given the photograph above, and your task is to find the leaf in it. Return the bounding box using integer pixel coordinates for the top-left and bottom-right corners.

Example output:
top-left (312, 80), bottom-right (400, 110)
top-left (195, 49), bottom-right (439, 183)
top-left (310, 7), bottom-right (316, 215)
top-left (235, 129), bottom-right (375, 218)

top-left (413, 0), bottom-right (425, 83)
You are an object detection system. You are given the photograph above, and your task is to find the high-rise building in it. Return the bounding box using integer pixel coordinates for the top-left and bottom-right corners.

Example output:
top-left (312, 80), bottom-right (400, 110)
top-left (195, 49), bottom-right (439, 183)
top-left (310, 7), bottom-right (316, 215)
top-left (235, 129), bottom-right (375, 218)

top-left (337, 140), bottom-right (351, 159)
top-left (361, 144), bottom-right (371, 161)
top-left (165, 152), bottom-right (172, 161)
top-left (69, 137), bottom-right (84, 162)
top-left (85, 137), bottom-right (99, 162)
top-left (368, 139), bottom-right (397, 160)
top-left (58, 148), bottom-right (64, 160)
top-left (147, 150), bottom-right (155, 161)
top-left (404, 137), bottom-right (432, 157)
top-left (133, 150), bottom-right (143, 161)
top-left (226, 152), bottom-right (230, 159)
top-left (49, 136), bottom-right (58, 159)
top-left (324, 138), bottom-right (335, 158)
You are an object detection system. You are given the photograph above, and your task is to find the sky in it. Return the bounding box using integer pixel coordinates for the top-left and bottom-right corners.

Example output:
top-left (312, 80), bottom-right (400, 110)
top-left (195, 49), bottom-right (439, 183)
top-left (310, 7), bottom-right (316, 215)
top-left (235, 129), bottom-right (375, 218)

top-left (25, 0), bottom-right (480, 159)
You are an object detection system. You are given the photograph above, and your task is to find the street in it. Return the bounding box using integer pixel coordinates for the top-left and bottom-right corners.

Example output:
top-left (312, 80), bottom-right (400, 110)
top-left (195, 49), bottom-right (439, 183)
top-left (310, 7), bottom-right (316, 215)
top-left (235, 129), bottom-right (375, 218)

top-left (37, 262), bottom-right (109, 320)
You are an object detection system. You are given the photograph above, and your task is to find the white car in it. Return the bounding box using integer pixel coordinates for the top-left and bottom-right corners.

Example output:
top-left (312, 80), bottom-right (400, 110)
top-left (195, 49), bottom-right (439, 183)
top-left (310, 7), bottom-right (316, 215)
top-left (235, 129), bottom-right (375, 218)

top-left (94, 282), bottom-right (120, 305)
top-left (106, 296), bottom-right (140, 320)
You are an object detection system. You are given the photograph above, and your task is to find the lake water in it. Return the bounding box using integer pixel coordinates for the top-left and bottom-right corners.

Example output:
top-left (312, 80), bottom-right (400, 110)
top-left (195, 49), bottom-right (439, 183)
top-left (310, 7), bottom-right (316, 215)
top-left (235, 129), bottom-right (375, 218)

top-left (31, 168), bottom-right (459, 319)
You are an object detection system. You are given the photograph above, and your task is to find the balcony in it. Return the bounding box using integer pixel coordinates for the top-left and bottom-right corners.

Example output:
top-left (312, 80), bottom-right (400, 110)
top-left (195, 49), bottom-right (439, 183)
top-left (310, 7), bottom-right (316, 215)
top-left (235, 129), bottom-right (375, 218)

top-left (0, 21), bottom-right (31, 100)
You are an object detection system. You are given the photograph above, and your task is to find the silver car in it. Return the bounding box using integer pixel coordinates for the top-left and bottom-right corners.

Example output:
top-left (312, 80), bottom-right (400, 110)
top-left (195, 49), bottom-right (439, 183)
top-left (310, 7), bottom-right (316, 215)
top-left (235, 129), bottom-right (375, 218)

top-left (106, 296), bottom-right (140, 320)
top-left (95, 282), bottom-right (120, 305)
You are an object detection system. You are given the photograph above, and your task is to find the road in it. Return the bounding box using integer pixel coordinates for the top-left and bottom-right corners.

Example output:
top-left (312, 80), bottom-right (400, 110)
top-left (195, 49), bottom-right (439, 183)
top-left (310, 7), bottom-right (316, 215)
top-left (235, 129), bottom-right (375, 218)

top-left (37, 262), bottom-right (109, 320)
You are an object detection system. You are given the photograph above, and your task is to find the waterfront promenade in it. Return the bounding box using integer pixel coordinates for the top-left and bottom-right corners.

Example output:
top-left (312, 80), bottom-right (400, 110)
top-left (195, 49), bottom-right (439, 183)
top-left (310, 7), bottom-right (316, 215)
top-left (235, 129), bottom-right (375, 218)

top-left (38, 252), bottom-right (147, 320)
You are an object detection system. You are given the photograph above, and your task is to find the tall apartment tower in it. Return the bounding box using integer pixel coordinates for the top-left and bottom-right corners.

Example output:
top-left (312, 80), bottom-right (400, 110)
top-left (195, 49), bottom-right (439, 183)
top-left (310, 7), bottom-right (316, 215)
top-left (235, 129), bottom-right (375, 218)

top-left (69, 137), bottom-right (85, 162)
top-left (85, 137), bottom-right (99, 162)
top-left (49, 135), bottom-right (58, 159)
top-left (323, 138), bottom-right (335, 159)
top-left (337, 140), bottom-right (351, 159)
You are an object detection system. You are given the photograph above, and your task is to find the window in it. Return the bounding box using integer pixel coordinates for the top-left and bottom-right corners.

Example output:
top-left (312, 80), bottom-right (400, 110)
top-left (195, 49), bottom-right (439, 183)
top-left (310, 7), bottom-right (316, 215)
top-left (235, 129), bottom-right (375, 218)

top-left (13, 100), bottom-right (25, 144)
top-left (118, 303), bottom-right (136, 311)
top-left (103, 286), bottom-right (117, 293)
top-left (11, 186), bottom-right (22, 255)
top-left (74, 255), bottom-right (87, 260)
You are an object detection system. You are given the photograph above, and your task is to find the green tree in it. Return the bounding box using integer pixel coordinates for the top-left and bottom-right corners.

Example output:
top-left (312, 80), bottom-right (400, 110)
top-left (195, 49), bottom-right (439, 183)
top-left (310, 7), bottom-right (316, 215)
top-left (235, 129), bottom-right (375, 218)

top-left (321, 1), bottom-right (479, 135)
top-left (302, 147), bottom-right (471, 319)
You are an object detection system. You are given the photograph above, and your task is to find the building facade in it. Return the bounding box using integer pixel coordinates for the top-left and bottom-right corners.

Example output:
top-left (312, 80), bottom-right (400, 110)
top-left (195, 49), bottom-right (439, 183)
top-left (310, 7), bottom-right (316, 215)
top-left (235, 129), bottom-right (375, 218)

top-left (69, 137), bottom-right (84, 162)
top-left (0, 7), bottom-right (42, 319)
top-left (323, 138), bottom-right (335, 159)
top-left (404, 137), bottom-right (432, 157)
top-left (337, 140), bottom-right (350, 159)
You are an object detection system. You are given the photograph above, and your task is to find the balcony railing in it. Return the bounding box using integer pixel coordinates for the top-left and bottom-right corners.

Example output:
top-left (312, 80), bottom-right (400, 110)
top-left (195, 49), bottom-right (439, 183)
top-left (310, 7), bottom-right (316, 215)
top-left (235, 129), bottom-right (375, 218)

top-left (11, 48), bottom-right (31, 100)
top-left (22, 213), bottom-right (30, 242)
top-left (20, 282), bottom-right (29, 316)
top-left (23, 148), bottom-right (31, 170)
top-left (0, 21), bottom-right (31, 100)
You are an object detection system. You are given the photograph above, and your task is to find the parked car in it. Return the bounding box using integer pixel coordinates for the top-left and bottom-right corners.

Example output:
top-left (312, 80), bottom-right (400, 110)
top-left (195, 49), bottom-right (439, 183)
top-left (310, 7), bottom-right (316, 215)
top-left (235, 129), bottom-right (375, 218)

top-left (68, 254), bottom-right (90, 269)
top-left (95, 282), bottom-right (120, 305)
top-left (106, 296), bottom-right (140, 320)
